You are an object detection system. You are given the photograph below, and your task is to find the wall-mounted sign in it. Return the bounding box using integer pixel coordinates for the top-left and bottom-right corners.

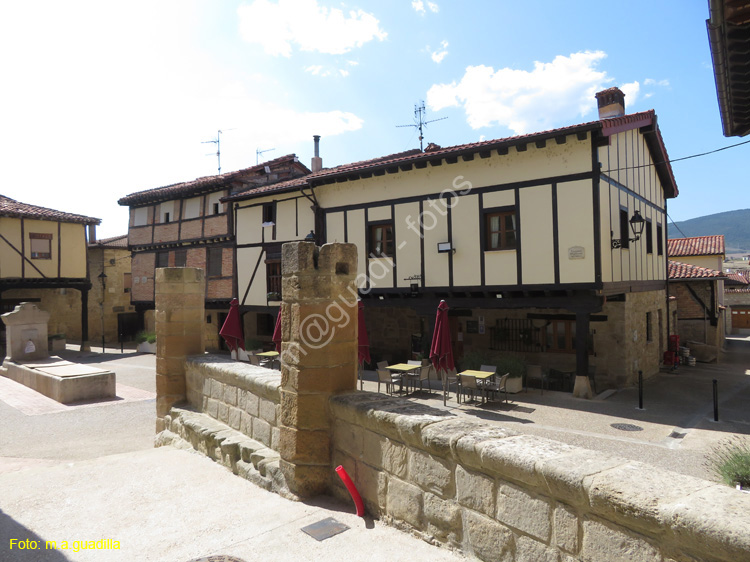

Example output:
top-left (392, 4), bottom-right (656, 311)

top-left (403, 274), bottom-right (422, 281)
top-left (568, 246), bottom-right (585, 260)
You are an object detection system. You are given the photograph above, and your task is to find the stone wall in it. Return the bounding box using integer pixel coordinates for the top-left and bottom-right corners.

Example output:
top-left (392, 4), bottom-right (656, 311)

top-left (184, 355), bottom-right (280, 450)
top-left (329, 391), bottom-right (750, 562)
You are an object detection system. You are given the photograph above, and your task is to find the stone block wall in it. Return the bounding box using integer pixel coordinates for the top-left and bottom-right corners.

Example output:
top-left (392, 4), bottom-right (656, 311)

top-left (184, 355), bottom-right (281, 450)
top-left (329, 392), bottom-right (750, 562)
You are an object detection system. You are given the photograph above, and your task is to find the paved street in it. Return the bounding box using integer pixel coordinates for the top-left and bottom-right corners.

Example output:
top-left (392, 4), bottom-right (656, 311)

top-left (1, 337), bottom-right (749, 560)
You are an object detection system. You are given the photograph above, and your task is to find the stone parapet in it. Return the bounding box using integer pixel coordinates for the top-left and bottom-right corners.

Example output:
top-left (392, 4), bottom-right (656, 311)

top-left (329, 391), bottom-right (750, 562)
top-left (185, 354), bottom-right (281, 450)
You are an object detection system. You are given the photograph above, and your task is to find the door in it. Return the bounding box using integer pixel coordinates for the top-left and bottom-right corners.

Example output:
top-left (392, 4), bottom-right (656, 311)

top-left (117, 312), bottom-right (140, 342)
top-left (732, 307), bottom-right (750, 330)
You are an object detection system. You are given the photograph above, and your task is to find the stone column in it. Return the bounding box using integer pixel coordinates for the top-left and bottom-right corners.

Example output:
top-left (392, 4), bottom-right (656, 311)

top-left (154, 267), bottom-right (205, 430)
top-left (279, 242), bottom-right (358, 498)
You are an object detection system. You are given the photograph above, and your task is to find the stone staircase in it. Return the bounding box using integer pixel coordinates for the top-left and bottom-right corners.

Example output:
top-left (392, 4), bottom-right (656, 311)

top-left (156, 405), bottom-right (283, 493)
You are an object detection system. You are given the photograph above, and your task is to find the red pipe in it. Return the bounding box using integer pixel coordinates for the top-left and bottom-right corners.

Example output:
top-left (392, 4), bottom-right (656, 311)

top-left (335, 465), bottom-right (365, 517)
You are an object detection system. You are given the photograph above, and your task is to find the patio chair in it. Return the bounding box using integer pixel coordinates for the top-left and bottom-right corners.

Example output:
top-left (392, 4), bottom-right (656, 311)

top-left (376, 360), bottom-right (389, 369)
top-left (248, 355), bottom-right (261, 366)
top-left (377, 369), bottom-right (401, 395)
top-left (441, 368), bottom-right (460, 401)
top-left (459, 374), bottom-right (482, 404)
top-left (479, 364), bottom-right (496, 375)
top-left (407, 360), bottom-right (421, 366)
top-left (525, 364), bottom-right (547, 394)
top-left (485, 373), bottom-right (509, 403)
top-left (417, 365), bottom-right (432, 394)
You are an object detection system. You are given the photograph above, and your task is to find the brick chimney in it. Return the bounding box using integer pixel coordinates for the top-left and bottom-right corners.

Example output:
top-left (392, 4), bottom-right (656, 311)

top-left (595, 87), bottom-right (625, 119)
top-left (311, 135), bottom-right (322, 173)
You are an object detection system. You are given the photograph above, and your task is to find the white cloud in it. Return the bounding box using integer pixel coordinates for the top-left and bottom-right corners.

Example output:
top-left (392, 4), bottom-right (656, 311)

top-left (644, 78), bottom-right (670, 87)
top-left (619, 81), bottom-right (640, 106)
top-left (427, 51), bottom-right (620, 134)
top-left (238, 0), bottom-right (386, 56)
top-left (431, 40), bottom-right (449, 63)
top-left (413, 1), bottom-right (438, 14)
top-left (305, 64), bottom-right (352, 78)
top-left (0, 0), bottom-right (364, 239)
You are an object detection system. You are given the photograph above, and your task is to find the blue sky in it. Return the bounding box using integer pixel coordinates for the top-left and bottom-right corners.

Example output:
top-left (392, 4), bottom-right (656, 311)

top-left (1, 0), bottom-right (746, 239)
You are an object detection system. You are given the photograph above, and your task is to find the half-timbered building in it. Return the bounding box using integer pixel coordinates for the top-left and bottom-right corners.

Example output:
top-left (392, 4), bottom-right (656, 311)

top-left (118, 155), bottom-right (310, 349)
top-left (226, 88), bottom-right (678, 389)
top-left (0, 195), bottom-right (100, 350)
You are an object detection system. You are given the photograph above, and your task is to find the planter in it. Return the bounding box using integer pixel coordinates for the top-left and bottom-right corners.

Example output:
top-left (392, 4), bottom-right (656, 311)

top-left (138, 341), bottom-right (157, 354)
top-left (737, 484), bottom-right (750, 494)
top-left (506, 376), bottom-right (523, 394)
top-left (49, 338), bottom-right (66, 352)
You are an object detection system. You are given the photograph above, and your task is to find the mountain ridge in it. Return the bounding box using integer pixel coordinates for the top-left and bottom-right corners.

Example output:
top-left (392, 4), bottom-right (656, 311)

top-left (668, 209), bottom-right (750, 253)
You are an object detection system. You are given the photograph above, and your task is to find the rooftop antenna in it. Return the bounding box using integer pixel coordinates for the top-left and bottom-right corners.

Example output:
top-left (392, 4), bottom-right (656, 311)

top-left (396, 101), bottom-right (447, 151)
top-left (256, 147), bottom-right (275, 165)
top-left (202, 129), bottom-right (236, 174)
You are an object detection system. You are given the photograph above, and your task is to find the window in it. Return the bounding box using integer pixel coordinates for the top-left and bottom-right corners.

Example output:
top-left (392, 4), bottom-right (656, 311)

top-left (164, 212), bottom-right (171, 223)
top-left (646, 220), bottom-right (653, 254)
top-left (207, 247), bottom-right (223, 277)
top-left (29, 233), bottom-right (52, 259)
top-left (544, 320), bottom-right (593, 354)
top-left (646, 312), bottom-right (653, 342)
top-left (156, 251), bottom-right (169, 268)
top-left (133, 207), bottom-right (148, 226)
top-left (619, 208), bottom-right (630, 249)
top-left (123, 273), bottom-right (132, 293)
top-left (485, 210), bottom-right (517, 251)
top-left (657, 224), bottom-right (663, 256)
top-left (262, 203), bottom-right (275, 225)
top-left (213, 202), bottom-right (220, 215)
top-left (174, 249), bottom-right (187, 267)
top-left (369, 222), bottom-right (394, 257)
top-left (266, 260), bottom-right (281, 297)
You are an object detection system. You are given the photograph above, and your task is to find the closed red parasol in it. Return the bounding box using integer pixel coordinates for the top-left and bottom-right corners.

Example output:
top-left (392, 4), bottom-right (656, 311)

top-left (220, 298), bottom-right (245, 353)
top-left (430, 300), bottom-right (455, 405)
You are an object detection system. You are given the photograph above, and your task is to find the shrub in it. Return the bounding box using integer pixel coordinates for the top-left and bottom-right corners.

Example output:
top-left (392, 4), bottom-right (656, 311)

top-left (245, 338), bottom-right (263, 351)
top-left (705, 436), bottom-right (750, 488)
top-left (458, 350), bottom-right (526, 378)
top-left (136, 331), bottom-right (157, 344)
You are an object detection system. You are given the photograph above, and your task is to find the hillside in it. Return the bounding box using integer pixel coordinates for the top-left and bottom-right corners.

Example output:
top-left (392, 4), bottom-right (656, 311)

top-left (668, 209), bottom-right (750, 253)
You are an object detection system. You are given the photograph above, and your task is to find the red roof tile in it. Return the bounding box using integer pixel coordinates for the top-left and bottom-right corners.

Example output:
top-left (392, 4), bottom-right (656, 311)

top-left (668, 260), bottom-right (724, 280)
top-left (667, 235), bottom-right (725, 257)
top-left (726, 271), bottom-right (750, 285)
top-left (118, 154), bottom-right (310, 206)
top-left (89, 234), bottom-right (128, 248)
top-left (224, 110), bottom-right (678, 203)
top-left (0, 194), bottom-right (100, 225)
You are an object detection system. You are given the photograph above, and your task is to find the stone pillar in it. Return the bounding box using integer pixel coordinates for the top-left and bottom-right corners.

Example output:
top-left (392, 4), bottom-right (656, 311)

top-left (279, 242), bottom-right (358, 498)
top-left (154, 267), bottom-right (205, 429)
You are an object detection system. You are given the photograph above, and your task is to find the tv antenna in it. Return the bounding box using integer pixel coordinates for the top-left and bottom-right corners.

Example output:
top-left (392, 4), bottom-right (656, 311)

top-left (256, 147), bottom-right (275, 164)
top-left (396, 101), bottom-right (447, 151)
top-left (202, 129), bottom-right (236, 174)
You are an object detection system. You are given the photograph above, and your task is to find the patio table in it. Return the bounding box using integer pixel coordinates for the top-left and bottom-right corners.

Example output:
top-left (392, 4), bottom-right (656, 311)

top-left (386, 363), bottom-right (421, 393)
top-left (458, 370), bottom-right (496, 403)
